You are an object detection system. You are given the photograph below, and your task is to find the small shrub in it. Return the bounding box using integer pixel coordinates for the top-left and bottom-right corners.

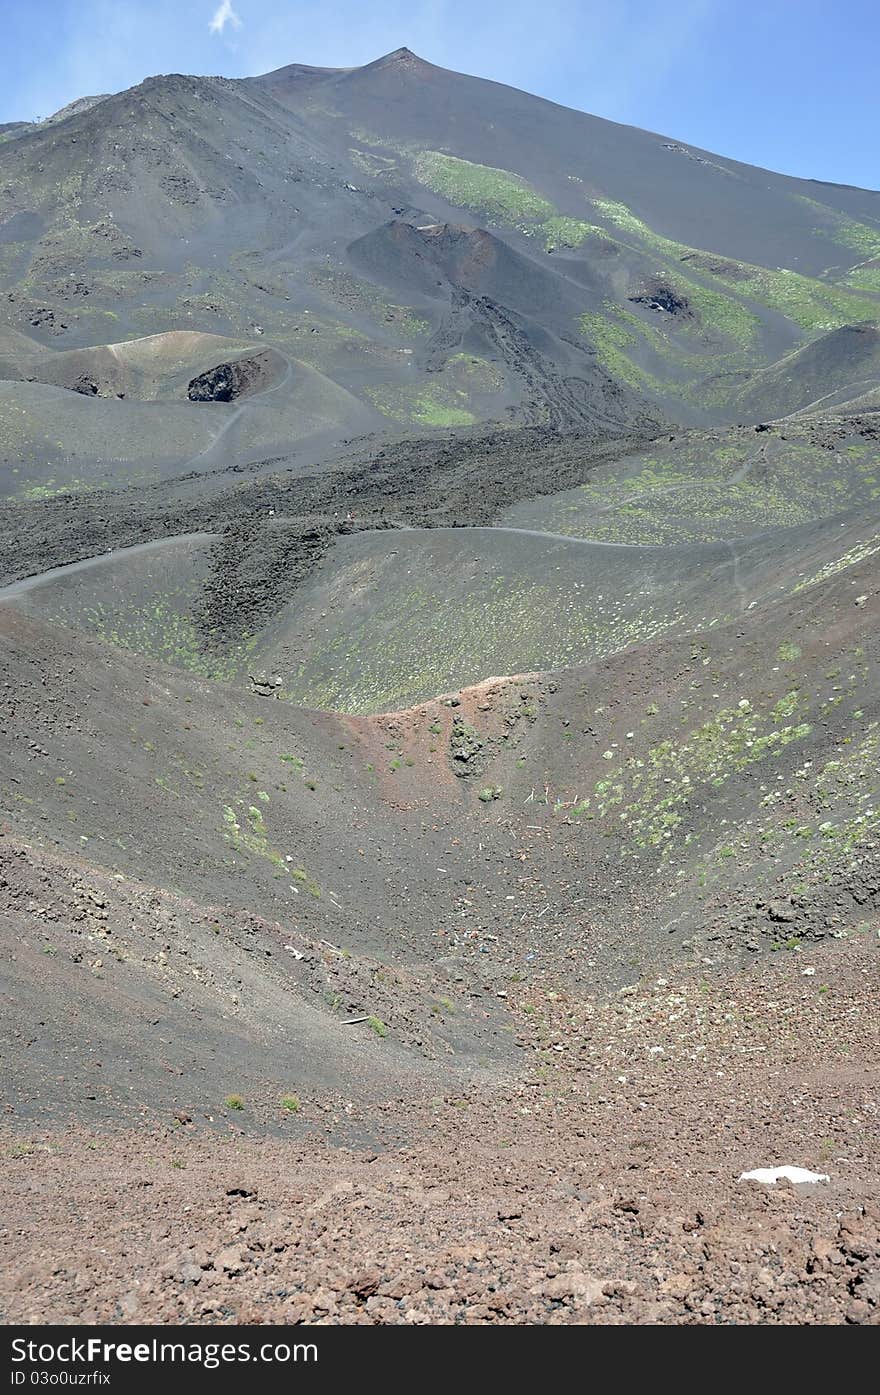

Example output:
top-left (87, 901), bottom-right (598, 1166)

top-left (224, 1094), bottom-right (244, 1111)
top-left (281, 1094), bottom-right (301, 1113)
top-left (776, 641), bottom-right (802, 662)
top-left (431, 997), bottom-right (455, 1015)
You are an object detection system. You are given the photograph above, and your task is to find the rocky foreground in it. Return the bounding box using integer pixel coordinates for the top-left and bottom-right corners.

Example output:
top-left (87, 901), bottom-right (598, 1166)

top-left (2, 933), bottom-right (877, 1325)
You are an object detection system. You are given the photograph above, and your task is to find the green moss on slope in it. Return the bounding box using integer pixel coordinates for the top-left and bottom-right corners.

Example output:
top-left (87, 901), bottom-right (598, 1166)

top-left (591, 197), bottom-right (878, 335)
top-left (413, 152), bottom-right (554, 223)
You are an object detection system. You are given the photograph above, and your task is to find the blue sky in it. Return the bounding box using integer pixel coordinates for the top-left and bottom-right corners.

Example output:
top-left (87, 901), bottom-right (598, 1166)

top-left (3, 1), bottom-right (878, 189)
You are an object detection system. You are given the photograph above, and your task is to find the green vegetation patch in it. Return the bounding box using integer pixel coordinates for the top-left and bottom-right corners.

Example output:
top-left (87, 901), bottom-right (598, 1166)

top-left (789, 723), bottom-right (880, 879)
top-left (503, 434), bottom-right (874, 546)
top-left (542, 217), bottom-right (606, 251)
top-left (14, 547), bottom-right (258, 680)
top-left (310, 266), bottom-right (430, 338)
top-left (413, 151), bottom-right (553, 223)
top-left (796, 196), bottom-right (880, 260)
top-left (792, 533), bottom-right (880, 593)
top-left (841, 265), bottom-right (880, 295)
top-left (577, 289), bottom-right (757, 405)
top-left (367, 383), bottom-right (475, 427)
top-left (222, 800), bottom-right (284, 869)
top-left (278, 539), bottom-right (693, 714)
top-left (83, 600), bottom-right (255, 680)
top-left (577, 694), bottom-right (813, 850)
top-left (591, 197), bottom-right (879, 335)
top-left (366, 356), bottom-right (502, 427)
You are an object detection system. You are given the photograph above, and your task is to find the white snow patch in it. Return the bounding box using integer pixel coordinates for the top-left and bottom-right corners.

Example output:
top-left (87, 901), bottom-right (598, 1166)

top-left (739, 1166), bottom-right (829, 1185)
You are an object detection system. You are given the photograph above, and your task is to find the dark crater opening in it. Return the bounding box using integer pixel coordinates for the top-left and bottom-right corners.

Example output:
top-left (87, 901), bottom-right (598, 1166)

top-left (187, 351), bottom-right (280, 403)
top-left (629, 280), bottom-right (692, 317)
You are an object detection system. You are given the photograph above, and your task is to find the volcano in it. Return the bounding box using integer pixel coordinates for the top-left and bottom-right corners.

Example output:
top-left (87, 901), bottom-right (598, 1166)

top-left (1, 48), bottom-right (879, 1328)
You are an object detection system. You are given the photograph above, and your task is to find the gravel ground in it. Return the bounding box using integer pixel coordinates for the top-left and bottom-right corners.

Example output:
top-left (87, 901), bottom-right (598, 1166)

top-left (2, 934), bottom-right (877, 1326)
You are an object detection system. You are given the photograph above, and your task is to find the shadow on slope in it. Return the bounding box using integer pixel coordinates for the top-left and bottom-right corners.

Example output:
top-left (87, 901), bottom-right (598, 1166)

top-left (705, 321), bottom-right (880, 421)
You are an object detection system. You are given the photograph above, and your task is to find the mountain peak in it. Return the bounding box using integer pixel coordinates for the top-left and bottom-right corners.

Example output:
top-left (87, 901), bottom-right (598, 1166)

top-left (362, 46), bottom-right (432, 73)
top-left (377, 46), bottom-right (417, 61)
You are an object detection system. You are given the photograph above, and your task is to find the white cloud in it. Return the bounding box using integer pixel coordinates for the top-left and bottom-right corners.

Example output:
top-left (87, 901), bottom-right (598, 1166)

top-left (209, 1), bottom-right (243, 37)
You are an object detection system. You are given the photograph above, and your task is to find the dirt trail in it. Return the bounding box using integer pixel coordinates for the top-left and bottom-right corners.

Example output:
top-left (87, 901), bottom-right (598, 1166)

top-left (180, 354), bottom-right (295, 471)
top-left (0, 533), bottom-right (215, 597)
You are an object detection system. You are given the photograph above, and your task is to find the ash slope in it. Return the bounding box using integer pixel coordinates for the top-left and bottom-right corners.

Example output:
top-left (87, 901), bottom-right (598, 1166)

top-left (4, 494), bottom-right (880, 1123)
